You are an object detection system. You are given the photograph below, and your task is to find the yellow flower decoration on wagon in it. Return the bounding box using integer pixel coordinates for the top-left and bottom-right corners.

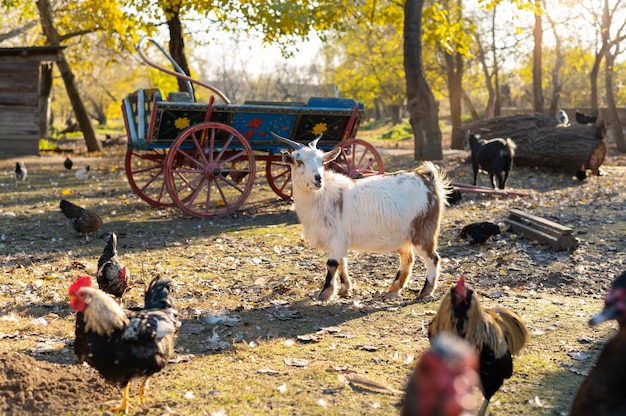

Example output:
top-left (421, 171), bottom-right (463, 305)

top-left (312, 123), bottom-right (328, 135)
top-left (174, 117), bottom-right (191, 130)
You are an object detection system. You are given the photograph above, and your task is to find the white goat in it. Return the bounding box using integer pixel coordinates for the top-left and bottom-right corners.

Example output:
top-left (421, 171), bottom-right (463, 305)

top-left (271, 132), bottom-right (450, 301)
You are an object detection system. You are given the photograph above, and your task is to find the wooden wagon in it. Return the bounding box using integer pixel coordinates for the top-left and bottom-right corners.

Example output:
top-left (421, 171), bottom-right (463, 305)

top-left (122, 38), bottom-right (384, 218)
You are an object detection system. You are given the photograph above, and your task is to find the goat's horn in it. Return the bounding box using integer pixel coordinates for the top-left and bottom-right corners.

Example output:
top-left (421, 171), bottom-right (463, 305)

top-left (308, 134), bottom-right (323, 148)
top-left (271, 132), bottom-right (304, 150)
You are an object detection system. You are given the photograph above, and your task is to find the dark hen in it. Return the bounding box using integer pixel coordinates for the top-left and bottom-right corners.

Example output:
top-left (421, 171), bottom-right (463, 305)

top-left (14, 162), bottom-right (27, 185)
top-left (97, 232), bottom-right (130, 300)
top-left (69, 275), bottom-right (180, 414)
top-left (64, 156), bottom-right (73, 171)
top-left (459, 222), bottom-right (501, 244)
top-left (13, 162), bottom-right (28, 185)
top-left (575, 163), bottom-right (587, 181)
top-left (402, 332), bottom-right (479, 416)
top-left (570, 270), bottom-right (626, 416)
top-left (59, 199), bottom-right (103, 240)
top-left (429, 277), bottom-right (529, 416)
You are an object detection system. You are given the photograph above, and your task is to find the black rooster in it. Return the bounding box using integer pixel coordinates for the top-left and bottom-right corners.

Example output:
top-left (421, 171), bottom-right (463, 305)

top-left (60, 199), bottom-right (103, 240)
top-left (575, 163), bottom-right (587, 181)
top-left (14, 162), bottom-right (27, 185)
top-left (570, 270), bottom-right (626, 416)
top-left (459, 222), bottom-right (501, 244)
top-left (402, 332), bottom-right (479, 416)
top-left (64, 155), bottom-right (73, 171)
top-left (69, 275), bottom-right (180, 414)
top-left (446, 185), bottom-right (463, 205)
top-left (429, 277), bottom-right (529, 416)
top-left (97, 232), bottom-right (130, 300)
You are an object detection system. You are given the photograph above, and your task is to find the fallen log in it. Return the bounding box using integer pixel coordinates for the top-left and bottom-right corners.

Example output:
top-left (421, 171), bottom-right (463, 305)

top-left (453, 114), bottom-right (607, 172)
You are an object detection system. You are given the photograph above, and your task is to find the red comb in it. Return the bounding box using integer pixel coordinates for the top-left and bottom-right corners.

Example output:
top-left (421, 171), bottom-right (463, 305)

top-left (68, 275), bottom-right (92, 296)
top-left (457, 276), bottom-right (466, 288)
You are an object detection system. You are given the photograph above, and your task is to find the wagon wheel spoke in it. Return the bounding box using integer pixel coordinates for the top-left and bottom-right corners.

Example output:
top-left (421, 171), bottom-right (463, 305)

top-left (265, 160), bottom-right (293, 200)
top-left (213, 132), bottom-right (236, 162)
top-left (330, 139), bottom-right (384, 179)
top-left (165, 122), bottom-right (256, 218)
top-left (179, 176), bottom-right (208, 209)
top-left (125, 148), bottom-right (173, 207)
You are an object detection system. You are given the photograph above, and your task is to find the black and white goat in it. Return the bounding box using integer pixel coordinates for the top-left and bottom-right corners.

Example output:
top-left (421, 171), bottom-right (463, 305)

top-left (271, 132), bottom-right (450, 301)
top-left (556, 109), bottom-right (570, 126)
top-left (466, 131), bottom-right (516, 190)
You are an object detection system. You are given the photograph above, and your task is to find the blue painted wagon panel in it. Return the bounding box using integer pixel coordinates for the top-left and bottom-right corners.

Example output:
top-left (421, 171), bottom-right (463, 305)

top-left (123, 91), bottom-right (364, 152)
top-left (148, 104), bottom-right (231, 145)
top-left (229, 110), bottom-right (298, 151)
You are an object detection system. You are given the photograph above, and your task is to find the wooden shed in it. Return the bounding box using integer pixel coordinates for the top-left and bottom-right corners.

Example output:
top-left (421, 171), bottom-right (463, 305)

top-left (0, 46), bottom-right (63, 157)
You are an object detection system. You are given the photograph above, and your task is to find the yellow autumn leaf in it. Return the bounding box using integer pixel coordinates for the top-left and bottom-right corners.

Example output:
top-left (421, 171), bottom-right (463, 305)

top-left (61, 189), bottom-right (72, 196)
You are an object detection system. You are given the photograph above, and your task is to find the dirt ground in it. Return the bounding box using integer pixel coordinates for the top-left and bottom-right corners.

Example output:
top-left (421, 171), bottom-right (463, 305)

top-left (0, 135), bottom-right (625, 415)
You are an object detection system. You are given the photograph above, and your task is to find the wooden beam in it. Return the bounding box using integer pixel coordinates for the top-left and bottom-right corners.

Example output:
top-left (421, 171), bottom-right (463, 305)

top-left (504, 208), bottom-right (578, 251)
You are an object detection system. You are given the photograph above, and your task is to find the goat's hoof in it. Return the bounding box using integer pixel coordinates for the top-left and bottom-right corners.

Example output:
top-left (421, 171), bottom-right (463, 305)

top-left (338, 289), bottom-right (352, 298)
top-left (338, 284), bottom-right (352, 298)
top-left (418, 281), bottom-right (436, 299)
top-left (384, 291), bottom-right (401, 300)
top-left (318, 288), bottom-right (335, 301)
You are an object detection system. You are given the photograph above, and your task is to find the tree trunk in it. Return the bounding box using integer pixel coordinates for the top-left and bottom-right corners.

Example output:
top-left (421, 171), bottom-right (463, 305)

top-left (404, 0), bottom-right (442, 160)
top-left (605, 50), bottom-right (626, 152)
top-left (389, 104), bottom-right (402, 125)
top-left (476, 13), bottom-right (495, 119)
top-left (461, 87), bottom-right (480, 121)
top-left (590, 0), bottom-right (611, 117)
top-left (455, 114), bottom-right (607, 171)
top-left (164, 5), bottom-right (193, 95)
top-left (36, 0), bottom-right (101, 152)
top-left (38, 62), bottom-right (53, 138)
top-left (446, 51), bottom-right (464, 149)
top-left (491, 7), bottom-right (501, 117)
top-left (532, 8), bottom-right (544, 113)
top-left (543, 0), bottom-right (563, 117)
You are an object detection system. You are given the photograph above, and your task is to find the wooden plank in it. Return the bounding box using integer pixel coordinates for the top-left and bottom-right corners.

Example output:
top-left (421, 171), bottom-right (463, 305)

top-left (505, 209), bottom-right (578, 251)
top-left (505, 218), bottom-right (578, 251)
top-left (504, 219), bottom-right (560, 250)
top-left (509, 208), bottom-right (573, 233)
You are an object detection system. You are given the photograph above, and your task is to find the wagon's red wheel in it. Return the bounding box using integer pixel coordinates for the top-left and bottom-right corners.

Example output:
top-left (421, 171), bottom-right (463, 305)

top-left (164, 122), bottom-right (256, 218)
top-left (125, 148), bottom-right (174, 207)
top-left (265, 158), bottom-right (292, 200)
top-left (329, 138), bottom-right (384, 179)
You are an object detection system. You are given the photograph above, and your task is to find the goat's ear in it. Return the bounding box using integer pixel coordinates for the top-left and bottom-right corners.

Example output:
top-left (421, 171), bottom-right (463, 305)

top-left (324, 147), bottom-right (342, 163)
top-left (281, 151), bottom-right (294, 164)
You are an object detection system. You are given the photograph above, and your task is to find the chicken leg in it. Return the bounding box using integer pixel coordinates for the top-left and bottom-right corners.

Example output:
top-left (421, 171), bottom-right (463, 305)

top-left (139, 376), bottom-right (151, 405)
top-left (110, 382), bottom-right (132, 414)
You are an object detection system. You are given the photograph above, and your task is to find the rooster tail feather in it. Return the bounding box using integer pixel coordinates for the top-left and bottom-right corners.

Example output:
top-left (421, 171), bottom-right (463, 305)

top-left (60, 199), bottom-right (84, 219)
top-left (101, 232), bottom-right (118, 259)
top-left (144, 277), bottom-right (175, 310)
top-left (488, 307), bottom-right (529, 356)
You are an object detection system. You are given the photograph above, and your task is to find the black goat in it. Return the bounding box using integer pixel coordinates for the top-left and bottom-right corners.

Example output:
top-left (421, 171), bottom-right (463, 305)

top-left (467, 131), bottom-right (517, 190)
top-left (575, 111), bottom-right (597, 125)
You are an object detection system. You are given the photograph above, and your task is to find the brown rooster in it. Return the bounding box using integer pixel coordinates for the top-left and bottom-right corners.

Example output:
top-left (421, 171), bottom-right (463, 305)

top-left (69, 275), bottom-right (180, 414)
top-left (97, 232), bottom-right (130, 300)
top-left (402, 332), bottom-right (479, 416)
top-left (429, 276), bottom-right (529, 416)
top-left (60, 199), bottom-right (103, 240)
top-left (570, 270), bottom-right (626, 416)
